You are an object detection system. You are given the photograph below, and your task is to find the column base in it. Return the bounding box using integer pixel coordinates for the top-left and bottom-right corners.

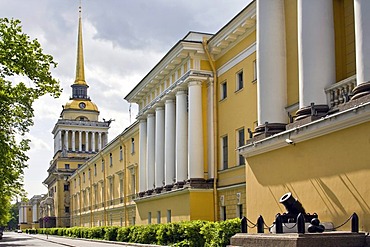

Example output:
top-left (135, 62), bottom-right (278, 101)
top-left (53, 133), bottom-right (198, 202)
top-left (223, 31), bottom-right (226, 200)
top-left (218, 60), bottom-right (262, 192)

top-left (295, 103), bottom-right (329, 121)
top-left (350, 81), bottom-right (370, 101)
top-left (163, 184), bottom-right (174, 191)
top-left (247, 123), bottom-right (286, 143)
top-left (186, 178), bottom-right (212, 189)
top-left (155, 187), bottom-right (163, 194)
top-left (174, 181), bottom-right (185, 189)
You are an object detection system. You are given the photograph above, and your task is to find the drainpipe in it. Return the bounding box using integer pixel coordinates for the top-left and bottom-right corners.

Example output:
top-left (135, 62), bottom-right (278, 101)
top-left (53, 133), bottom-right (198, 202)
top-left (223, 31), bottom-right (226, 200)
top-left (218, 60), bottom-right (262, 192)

top-left (202, 37), bottom-right (219, 221)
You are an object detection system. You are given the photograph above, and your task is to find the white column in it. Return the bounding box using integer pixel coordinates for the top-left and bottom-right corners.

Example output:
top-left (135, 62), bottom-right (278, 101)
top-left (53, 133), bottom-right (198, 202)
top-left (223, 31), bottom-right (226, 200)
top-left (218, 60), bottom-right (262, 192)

top-left (164, 98), bottom-right (176, 186)
top-left (155, 106), bottom-right (165, 188)
top-left (354, 0), bottom-right (370, 85)
top-left (24, 206), bottom-right (27, 223)
top-left (72, 131), bottom-right (76, 152)
top-left (86, 131), bottom-right (89, 152)
top-left (79, 131), bottom-right (82, 152)
top-left (188, 81), bottom-right (204, 179)
top-left (139, 119), bottom-right (147, 192)
top-left (65, 130), bottom-right (69, 150)
top-left (146, 113), bottom-right (155, 190)
top-left (298, 0), bottom-right (335, 107)
top-left (58, 130), bottom-right (62, 151)
top-left (206, 82), bottom-right (215, 179)
top-left (176, 90), bottom-right (188, 182)
top-left (19, 206), bottom-right (23, 223)
top-left (92, 132), bottom-right (96, 152)
top-left (98, 132), bottom-right (102, 151)
top-left (257, 0), bottom-right (287, 125)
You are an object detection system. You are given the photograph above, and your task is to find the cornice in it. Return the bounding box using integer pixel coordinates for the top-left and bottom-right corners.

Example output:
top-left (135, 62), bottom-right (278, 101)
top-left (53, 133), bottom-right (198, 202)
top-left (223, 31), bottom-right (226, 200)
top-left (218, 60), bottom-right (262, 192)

top-left (239, 100), bottom-right (370, 157)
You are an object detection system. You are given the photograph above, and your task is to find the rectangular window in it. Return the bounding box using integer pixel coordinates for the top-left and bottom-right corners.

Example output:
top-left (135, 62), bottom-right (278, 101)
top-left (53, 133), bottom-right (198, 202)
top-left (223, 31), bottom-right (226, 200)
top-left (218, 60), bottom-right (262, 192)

top-left (222, 136), bottom-right (228, 169)
top-left (167, 210), bottom-right (171, 223)
top-left (109, 153), bottom-right (113, 167)
top-left (65, 207), bottom-right (70, 213)
top-left (148, 212), bottom-right (152, 224)
top-left (253, 60), bottom-right (257, 82)
top-left (64, 184), bottom-right (69, 191)
top-left (220, 206), bottom-right (226, 221)
top-left (65, 164), bottom-right (70, 169)
top-left (131, 138), bottom-right (135, 154)
top-left (119, 146), bottom-right (123, 160)
top-left (74, 179), bottom-right (76, 188)
top-left (238, 128), bottom-right (245, 166)
top-left (83, 172), bottom-right (85, 183)
top-left (94, 164), bottom-right (97, 176)
top-left (236, 70), bottom-right (243, 91)
top-left (101, 159), bottom-right (104, 172)
top-left (157, 211), bottom-right (161, 224)
top-left (88, 169), bottom-right (91, 179)
top-left (119, 177), bottom-right (124, 203)
top-left (221, 81), bottom-right (227, 100)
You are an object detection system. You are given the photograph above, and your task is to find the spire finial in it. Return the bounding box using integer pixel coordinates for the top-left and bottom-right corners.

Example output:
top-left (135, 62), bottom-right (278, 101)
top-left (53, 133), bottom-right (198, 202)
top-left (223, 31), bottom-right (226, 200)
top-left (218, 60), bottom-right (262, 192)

top-left (74, 0), bottom-right (86, 85)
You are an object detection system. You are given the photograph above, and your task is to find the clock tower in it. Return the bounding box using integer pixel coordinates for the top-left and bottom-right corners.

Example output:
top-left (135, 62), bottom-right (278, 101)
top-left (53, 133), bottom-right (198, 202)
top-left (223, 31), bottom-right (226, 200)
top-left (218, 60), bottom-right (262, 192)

top-left (42, 6), bottom-right (110, 228)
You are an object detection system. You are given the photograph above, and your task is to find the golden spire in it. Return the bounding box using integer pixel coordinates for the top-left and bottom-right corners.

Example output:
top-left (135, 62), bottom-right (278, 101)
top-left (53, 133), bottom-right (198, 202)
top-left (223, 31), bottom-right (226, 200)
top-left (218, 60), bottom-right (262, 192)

top-left (74, 3), bottom-right (87, 85)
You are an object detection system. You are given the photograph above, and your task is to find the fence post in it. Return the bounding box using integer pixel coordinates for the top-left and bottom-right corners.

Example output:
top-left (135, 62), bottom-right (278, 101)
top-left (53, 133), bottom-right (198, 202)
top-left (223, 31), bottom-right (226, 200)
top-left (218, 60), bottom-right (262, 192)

top-left (257, 215), bottom-right (264, 233)
top-left (275, 214), bottom-right (283, 234)
top-left (297, 213), bottom-right (305, 234)
top-left (241, 216), bottom-right (247, 233)
top-left (351, 213), bottom-right (359, 233)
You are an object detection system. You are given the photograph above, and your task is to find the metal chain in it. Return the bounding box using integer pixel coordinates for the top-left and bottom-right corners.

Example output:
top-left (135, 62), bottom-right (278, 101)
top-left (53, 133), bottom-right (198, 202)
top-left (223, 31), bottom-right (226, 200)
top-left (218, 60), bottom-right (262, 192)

top-left (326, 215), bottom-right (353, 231)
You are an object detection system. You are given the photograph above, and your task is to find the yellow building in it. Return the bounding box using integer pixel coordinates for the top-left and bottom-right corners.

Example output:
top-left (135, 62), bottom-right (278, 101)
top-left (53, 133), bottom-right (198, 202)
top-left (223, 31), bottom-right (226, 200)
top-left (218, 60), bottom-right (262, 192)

top-left (239, 0), bottom-right (370, 232)
top-left (66, 0), bottom-right (370, 232)
top-left (42, 8), bottom-right (110, 228)
top-left (69, 122), bottom-right (139, 227)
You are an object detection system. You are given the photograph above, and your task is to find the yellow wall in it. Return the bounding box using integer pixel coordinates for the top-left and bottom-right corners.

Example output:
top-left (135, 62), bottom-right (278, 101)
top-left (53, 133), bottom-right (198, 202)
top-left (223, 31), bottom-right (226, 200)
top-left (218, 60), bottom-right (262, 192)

top-left (285, 0), bottom-right (299, 107)
top-left (246, 122), bottom-right (370, 232)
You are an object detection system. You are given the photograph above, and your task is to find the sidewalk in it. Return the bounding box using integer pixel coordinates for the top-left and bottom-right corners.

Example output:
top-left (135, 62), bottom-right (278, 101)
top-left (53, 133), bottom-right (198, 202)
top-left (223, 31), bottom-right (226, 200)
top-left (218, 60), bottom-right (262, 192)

top-left (29, 234), bottom-right (169, 247)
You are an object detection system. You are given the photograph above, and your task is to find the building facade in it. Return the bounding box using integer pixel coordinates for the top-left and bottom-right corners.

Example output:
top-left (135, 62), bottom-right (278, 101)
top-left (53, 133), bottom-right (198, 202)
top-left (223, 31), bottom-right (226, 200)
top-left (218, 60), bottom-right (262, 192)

top-left (66, 0), bottom-right (370, 231)
top-left (42, 8), bottom-right (109, 228)
top-left (239, 0), bottom-right (370, 232)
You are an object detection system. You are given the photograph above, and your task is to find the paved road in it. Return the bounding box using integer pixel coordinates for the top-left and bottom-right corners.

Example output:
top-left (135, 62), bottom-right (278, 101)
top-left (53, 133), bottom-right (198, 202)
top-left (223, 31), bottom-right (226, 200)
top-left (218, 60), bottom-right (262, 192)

top-left (0, 231), bottom-right (165, 247)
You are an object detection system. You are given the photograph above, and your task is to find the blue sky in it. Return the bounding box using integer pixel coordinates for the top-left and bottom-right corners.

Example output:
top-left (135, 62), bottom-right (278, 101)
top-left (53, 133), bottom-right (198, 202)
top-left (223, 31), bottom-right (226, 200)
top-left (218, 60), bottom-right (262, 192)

top-left (0, 0), bottom-right (252, 198)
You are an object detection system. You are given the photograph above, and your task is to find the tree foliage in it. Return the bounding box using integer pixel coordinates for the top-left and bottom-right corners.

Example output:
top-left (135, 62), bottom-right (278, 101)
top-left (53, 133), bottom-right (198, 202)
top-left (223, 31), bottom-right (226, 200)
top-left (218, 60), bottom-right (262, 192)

top-left (0, 17), bottom-right (61, 222)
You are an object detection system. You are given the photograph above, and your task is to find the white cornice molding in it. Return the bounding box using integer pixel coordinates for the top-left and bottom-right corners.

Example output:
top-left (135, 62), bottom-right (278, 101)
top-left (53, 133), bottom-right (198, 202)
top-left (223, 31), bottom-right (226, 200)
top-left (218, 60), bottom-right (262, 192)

top-left (217, 42), bottom-right (256, 76)
top-left (240, 100), bottom-right (370, 157)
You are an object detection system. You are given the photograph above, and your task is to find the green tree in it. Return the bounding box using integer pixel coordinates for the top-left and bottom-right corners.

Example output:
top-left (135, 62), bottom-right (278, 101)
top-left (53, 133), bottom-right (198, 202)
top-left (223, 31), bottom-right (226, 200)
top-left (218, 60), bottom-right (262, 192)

top-left (0, 18), bottom-right (61, 223)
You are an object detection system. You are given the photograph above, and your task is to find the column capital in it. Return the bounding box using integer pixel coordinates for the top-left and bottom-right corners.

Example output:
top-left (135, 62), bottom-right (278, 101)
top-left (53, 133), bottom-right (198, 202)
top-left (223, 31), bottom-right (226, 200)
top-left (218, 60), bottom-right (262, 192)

top-left (188, 80), bottom-right (203, 87)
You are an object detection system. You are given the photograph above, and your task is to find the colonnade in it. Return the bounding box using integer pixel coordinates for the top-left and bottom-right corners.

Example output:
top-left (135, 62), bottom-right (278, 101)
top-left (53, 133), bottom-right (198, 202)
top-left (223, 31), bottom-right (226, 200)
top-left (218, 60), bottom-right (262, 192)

top-left (56, 130), bottom-right (108, 153)
top-left (256, 0), bottom-right (370, 126)
top-left (138, 80), bottom-right (205, 194)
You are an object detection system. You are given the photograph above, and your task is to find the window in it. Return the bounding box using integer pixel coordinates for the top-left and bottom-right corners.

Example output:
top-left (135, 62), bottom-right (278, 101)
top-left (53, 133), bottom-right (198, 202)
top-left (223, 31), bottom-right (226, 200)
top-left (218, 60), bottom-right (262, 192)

top-left (119, 176), bottom-right (124, 203)
top-left (157, 211), bottom-right (161, 224)
top-left (253, 60), bottom-right (257, 82)
top-left (65, 207), bottom-right (70, 213)
top-left (65, 164), bottom-right (70, 169)
top-left (222, 136), bottom-right (228, 169)
top-left (109, 153), bottom-right (113, 167)
top-left (237, 128), bottom-right (245, 166)
top-left (64, 184), bottom-right (69, 191)
top-left (88, 169), bottom-right (91, 179)
top-left (94, 164), bottom-right (97, 176)
top-left (221, 81), bottom-right (227, 100)
top-left (119, 146), bottom-right (123, 160)
top-left (101, 159), bottom-right (105, 172)
top-left (148, 212), bottom-right (152, 224)
top-left (83, 172), bottom-right (85, 183)
top-left (220, 206), bottom-right (226, 221)
top-left (167, 210), bottom-right (171, 223)
top-left (236, 70), bottom-right (244, 91)
top-left (74, 179), bottom-right (76, 188)
top-left (131, 138), bottom-right (135, 154)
